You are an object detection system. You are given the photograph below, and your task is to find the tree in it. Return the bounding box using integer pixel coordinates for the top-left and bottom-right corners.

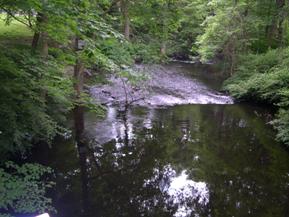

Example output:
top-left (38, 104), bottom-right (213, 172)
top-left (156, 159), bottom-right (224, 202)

top-left (120, 0), bottom-right (130, 40)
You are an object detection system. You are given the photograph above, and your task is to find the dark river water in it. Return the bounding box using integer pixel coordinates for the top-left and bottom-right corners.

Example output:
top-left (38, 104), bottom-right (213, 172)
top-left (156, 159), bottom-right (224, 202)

top-left (31, 63), bottom-right (289, 217)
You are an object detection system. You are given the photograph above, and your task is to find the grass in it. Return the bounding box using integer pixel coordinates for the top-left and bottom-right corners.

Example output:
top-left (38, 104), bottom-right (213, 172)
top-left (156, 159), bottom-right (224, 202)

top-left (0, 15), bottom-right (33, 47)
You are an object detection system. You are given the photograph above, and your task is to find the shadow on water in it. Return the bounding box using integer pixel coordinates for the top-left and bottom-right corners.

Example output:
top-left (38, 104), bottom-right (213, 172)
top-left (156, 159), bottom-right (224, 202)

top-left (31, 104), bottom-right (289, 217)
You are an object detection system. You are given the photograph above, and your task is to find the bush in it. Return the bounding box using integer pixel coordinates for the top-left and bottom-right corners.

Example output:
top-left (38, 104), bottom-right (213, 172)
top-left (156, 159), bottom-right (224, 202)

top-left (224, 48), bottom-right (289, 146)
top-left (0, 48), bottom-right (73, 158)
top-left (272, 110), bottom-right (289, 147)
top-left (132, 42), bottom-right (164, 64)
top-left (0, 162), bottom-right (55, 217)
top-left (98, 38), bottom-right (134, 66)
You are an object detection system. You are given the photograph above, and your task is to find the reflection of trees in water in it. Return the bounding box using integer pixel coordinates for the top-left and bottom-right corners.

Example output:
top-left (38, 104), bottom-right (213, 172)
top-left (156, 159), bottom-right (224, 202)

top-left (78, 109), bottom-right (210, 217)
top-left (169, 105), bottom-right (289, 217)
top-left (75, 105), bottom-right (289, 217)
top-left (78, 144), bottom-right (89, 217)
top-left (149, 105), bottom-right (289, 217)
top-left (35, 104), bottom-right (288, 217)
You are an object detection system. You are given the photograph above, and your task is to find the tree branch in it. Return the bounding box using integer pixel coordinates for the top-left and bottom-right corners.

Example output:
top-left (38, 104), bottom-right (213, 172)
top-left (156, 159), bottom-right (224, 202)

top-left (0, 8), bottom-right (34, 29)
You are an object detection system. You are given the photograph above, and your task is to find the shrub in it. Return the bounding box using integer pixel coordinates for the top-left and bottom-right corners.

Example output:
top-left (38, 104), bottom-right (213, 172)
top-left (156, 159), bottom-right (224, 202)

top-left (0, 48), bottom-right (73, 157)
top-left (0, 162), bottom-right (55, 217)
top-left (224, 48), bottom-right (289, 146)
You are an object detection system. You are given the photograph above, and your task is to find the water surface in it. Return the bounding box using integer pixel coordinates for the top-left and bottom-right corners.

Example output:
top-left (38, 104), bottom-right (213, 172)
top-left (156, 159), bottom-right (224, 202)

top-left (31, 64), bottom-right (289, 217)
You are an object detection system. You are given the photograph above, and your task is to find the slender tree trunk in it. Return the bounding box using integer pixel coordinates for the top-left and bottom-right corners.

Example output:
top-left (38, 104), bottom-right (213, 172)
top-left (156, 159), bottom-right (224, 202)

top-left (31, 32), bottom-right (40, 51)
top-left (121, 0), bottom-right (130, 40)
top-left (73, 37), bottom-right (88, 215)
top-left (74, 98), bottom-right (85, 145)
top-left (33, 13), bottom-right (49, 57)
top-left (31, 13), bottom-right (44, 52)
top-left (40, 31), bottom-right (49, 57)
top-left (124, 12), bottom-right (130, 40)
top-left (277, 0), bottom-right (285, 46)
top-left (277, 19), bottom-right (284, 46)
top-left (73, 37), bottom-right (85, 142)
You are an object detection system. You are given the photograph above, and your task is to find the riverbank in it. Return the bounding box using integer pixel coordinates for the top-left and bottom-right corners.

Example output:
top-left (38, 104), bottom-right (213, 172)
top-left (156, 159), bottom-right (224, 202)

top-left (223, 48), bottom-right (289, 148)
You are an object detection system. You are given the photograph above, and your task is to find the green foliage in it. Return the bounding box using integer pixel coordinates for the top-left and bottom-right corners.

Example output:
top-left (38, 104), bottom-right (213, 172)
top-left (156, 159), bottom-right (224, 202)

top-left (0, 15), bottom-right (32, 40)
top-left (0, 162), bottom-right (55, 216)
top-left (196, 0), bottom-right (254, 62)
top-left (0, 48), bottom-right (73, 157)
top-left (179, 0), bottom-right (208, 54)
top-left (224, 48), bottom-right (289, 146)
top-left (97, 38), bottom-right (134, 66)
top-left (272, 110), bottom-right (289, 146)
top-left (73, 92), bottom-right (106, 116)
top-left (196, 0), bottom-right (289, 65)
top-left (118, 0), bottom-right (188, 60)
top-left (118, 68), bottom-right (149, 86)
top-left (198, 0), bottom-right (289, 146)
top-left (1, 1), bottom-right (289, 216)
top-left (224, 48), bottom-right (289, 102)
top-left (132, 42), bottom-right (164, 63)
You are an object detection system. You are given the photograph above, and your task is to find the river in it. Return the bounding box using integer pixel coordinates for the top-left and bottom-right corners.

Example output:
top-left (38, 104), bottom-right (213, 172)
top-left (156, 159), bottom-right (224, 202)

top-left (31, 63), bottom-right (289, 217)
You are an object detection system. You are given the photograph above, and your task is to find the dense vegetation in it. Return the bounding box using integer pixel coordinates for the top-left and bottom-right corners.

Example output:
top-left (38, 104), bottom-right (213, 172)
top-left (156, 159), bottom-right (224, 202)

top-left (0, 0), bottom-right (289, 216)
top-left (207, 0), bottom-right (289, 147)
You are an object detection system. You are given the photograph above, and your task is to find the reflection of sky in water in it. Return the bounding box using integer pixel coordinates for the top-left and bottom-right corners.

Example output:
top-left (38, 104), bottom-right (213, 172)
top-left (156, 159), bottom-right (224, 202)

top-left (89, 107), bottom-right (210, 216)
top-left (168, 170), bottom-right (209, 217)
top-left (145, 165), bottom-right (209, 217)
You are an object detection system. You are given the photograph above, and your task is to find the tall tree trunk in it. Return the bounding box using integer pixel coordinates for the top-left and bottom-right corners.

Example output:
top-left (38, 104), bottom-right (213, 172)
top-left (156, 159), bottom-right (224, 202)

top-left (277, 19), bottom-right (284, 46)
top-left (31, 32), bottom-right (40, 51)
top-left (40, 31), bottom-right (49, 57)
top-left (276, 0), bottom-right (285, 46)
top-left (34, 13), bottom-right (49, 57)
top-left (121, 0), bottom-right (130, 40)
top-left (73, 34), bottom-right (88, 215)
top-left (31, 13), bottom-right (44, 52)
top-left (73, 37), bottom-right (85, 143)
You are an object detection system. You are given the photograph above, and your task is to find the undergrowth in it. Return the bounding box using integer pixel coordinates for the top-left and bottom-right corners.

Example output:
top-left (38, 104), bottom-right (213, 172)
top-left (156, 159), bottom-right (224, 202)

top-left (224, 48), bottom-right (289, 147)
